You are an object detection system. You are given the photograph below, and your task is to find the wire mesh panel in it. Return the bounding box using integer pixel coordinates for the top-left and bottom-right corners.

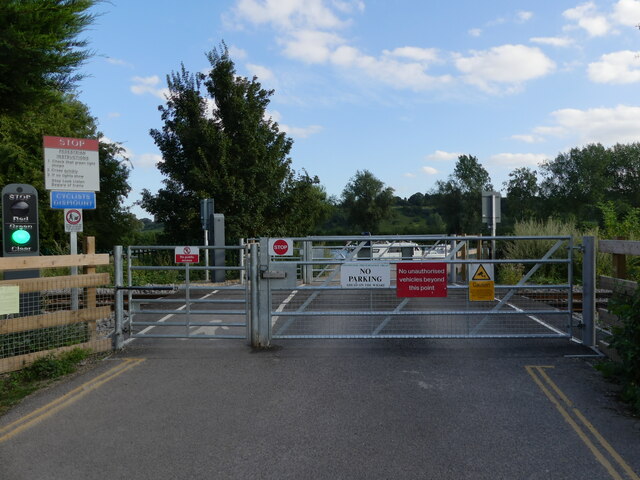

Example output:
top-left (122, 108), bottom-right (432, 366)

top-left (125, 245), bottom-right (249, 341)
top-left (0, 260), bottom-right (113, 373)
top-left (270, 235), bottom-right (576, 340)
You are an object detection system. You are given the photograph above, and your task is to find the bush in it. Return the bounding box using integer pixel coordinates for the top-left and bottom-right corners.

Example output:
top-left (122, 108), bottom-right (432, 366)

top-left (597, 289), bottom-right (640, 414)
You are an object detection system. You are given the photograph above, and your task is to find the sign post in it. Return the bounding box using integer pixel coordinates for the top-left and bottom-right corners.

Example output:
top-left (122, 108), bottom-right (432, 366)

top-left (64, 209), bottom-right (83, 310)
top-left (482, 191), bottom-right (501, 259)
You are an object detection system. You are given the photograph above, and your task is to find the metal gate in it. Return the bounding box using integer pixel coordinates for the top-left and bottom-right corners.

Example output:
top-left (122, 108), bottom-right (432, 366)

top-left (257, 235), bottom-right (580, 342)
top-left (113, 235), bottom-right (596, 349)
top-left (113, 243), bottom-right (251, 346)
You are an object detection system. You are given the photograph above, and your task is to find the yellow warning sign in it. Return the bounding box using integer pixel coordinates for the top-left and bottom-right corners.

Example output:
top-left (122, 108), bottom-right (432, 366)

top-left (469, 280), bottom-right (495, 301)
top-left (472, 265), bottom-right (491, 281)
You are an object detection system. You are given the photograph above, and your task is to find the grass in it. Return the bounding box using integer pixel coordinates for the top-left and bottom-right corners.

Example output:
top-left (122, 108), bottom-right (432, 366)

top-left (0, 348), bottom-right (92, 416)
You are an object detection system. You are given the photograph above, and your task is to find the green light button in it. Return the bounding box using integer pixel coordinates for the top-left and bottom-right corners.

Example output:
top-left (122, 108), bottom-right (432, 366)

top-left (11, 229), bottom-right (31, 245)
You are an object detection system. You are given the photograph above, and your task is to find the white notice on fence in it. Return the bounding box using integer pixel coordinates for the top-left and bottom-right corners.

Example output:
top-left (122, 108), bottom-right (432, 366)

top-left (0, 286), bottom-right (19, 315)
top-left (340, 262), bottom-right (390, 288)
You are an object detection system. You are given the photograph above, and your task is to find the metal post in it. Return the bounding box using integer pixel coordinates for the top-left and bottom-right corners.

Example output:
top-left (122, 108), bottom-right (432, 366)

top-left (491, 195), bottom-right (497, 260)
top-left (113, 246), bottom-right (124, 350)
top-left (250, 242), bottom-right (259, 346)
top-left (582, 236), bottom-right (596, 347)
top-left (256, 237), bottom-right (271, 347)
top-left (185, 262), bottom-right (191, 338)
top-left (304, 240), bottom-right (313, 284)
top-left (204, 229), bottom-right (210, 282)
top-left (239, 238), bottom-right (245, 285)
top-left (70, 231), bottom-right (79, 310)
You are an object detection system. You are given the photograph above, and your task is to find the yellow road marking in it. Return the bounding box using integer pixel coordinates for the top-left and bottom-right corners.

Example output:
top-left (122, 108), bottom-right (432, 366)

top-left (526, 365), bottom-right (639, 480)
top-left (0, 358), bottom-right (145, 444)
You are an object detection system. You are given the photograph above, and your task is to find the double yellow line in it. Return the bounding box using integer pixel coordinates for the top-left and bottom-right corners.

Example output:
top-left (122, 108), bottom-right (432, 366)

top-left (526, 365), bottom-right (639, 480)
top-left (0, 358), bottom-right (145, 444)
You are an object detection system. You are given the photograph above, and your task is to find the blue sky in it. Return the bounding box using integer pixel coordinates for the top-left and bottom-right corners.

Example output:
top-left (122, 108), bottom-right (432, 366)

top-left (78, 0), bottom-right (640, 218)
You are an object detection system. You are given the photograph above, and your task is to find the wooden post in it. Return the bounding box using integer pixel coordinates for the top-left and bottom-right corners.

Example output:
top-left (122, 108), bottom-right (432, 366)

top-left (613, 236), bottom-right (627, 280)
top-left (83, 236), bottom-right (97, 341)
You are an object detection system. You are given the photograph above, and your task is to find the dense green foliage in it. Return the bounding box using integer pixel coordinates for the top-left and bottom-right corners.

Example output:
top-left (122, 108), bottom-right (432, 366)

top-left (341, 170), bottom-right (394, 233)
top-left (597, 290), bottom-right (640, 415)
top-left (141, 45), bottom-right (330, 243)
top-left (0, 0), bottom-right (138, 252)
top-left (0, 0), bottom-right (95, 115)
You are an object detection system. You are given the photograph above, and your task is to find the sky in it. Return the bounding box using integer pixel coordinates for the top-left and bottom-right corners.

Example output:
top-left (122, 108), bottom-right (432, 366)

top-left (77, 0), bottom-right (640, 219)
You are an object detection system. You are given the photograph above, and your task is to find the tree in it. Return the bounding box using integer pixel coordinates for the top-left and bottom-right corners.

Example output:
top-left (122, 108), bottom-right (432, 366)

top-left (0, 93), bottom-right (135, 252)
top-left (341, 170), bottom-right (394, 233)
top-left (140, 45), bottom-right (329, 242)
top-left (504, 167), bottom-right (540, 221)
top-left (539, 144), bottom-right (611, 223)
top-left (0, 0), bottom-right (96, 114)
top-left (433, 155), bottom-right (492, 233)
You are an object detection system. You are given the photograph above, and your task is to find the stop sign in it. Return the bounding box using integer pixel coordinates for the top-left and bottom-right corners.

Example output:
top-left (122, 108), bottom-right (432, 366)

top-left (268, 238), bottom-right (293, 256)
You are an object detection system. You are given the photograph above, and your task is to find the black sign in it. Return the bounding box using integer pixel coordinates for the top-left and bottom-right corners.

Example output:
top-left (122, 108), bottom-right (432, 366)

top-left (2, 184), bottom-right (39, 256)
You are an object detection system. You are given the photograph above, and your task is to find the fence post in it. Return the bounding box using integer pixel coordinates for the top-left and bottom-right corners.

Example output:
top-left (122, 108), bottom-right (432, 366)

top-left (113, 245), bottom-right (124, 350)
top-left (254, 237), bottom-right (271, 347)
top-left (249, 242), bottom-right (259, 346)
top-left (304, 240), bottom-right (313, 284)
top-left (239, 238), bottom-right (245, 285)
top-left (582, 236), bottom-right (596, 348)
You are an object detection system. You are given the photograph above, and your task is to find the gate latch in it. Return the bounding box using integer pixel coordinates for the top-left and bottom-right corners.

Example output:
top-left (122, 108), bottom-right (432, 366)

top-left (261, 270), bottom-right (287, 279)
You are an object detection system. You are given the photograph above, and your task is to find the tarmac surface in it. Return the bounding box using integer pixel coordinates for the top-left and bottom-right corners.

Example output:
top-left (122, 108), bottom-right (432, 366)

top-left (1, 337), bottom-right (639, 480)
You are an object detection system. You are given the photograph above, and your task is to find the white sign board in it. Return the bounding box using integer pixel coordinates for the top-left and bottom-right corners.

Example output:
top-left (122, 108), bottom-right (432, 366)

top-left (340, 262), bottom-right (390, 288)
top-left (64, 208), bottom-right (83, 233)
top-left (0, 286), bottom-right (19, 315)
top-left (175, 246), bottom-right (200, 263)
top-left (268, 238), bottom-right (294, 256)
top-left (44, 136), bottom-right (100, 191)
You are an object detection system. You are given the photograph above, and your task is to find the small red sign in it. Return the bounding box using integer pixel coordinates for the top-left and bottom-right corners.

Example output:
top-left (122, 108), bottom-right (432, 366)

top-left (175, 246), bottom-right (200, 263)
top-left (396, 262), bottom-right (447, 297)
top-left (273, 239), bottom-right (289, 255)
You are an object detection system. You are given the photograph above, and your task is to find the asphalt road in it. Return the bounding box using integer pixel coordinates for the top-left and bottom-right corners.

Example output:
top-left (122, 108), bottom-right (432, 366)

top-left (1, 337), bottom-right (639, 480)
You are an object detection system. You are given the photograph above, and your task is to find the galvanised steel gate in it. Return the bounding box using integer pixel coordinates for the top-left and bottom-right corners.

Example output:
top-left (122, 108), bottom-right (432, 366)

top-left (113, 235), bottom-right (597, 348)
top-left (256, 235), bottom-right (580, 342)
top-left (113, 244), bottom-right (250, 346)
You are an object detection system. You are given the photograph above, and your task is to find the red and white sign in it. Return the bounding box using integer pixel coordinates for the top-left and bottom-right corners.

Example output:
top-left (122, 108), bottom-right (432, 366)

top-left (396, 262), bottom-right (447, 297)
top-left (44, 136), bottom-right (100, 192)
top-left (175, 246), bottom-right (200, 263)
top-left (268, 238), bottom-right (293, 256)
top-left (64, 208), bottom-right (83, 233)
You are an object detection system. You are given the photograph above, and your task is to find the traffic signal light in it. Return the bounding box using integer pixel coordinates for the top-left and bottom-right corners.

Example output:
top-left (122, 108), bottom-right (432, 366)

top-left (2, 184), bottom-right (39, 257)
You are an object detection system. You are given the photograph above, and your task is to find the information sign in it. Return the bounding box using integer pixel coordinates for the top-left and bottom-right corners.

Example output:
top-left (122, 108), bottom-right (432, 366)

top-left (468, 263), bottom-right (495, 301)
top-left (175, 246), bottom-right (200, 263)
top-left (340, 262), bottom-right (390, 288)
top-left (50, 191), bottom-right (96, 209)
top-left (44, 136), bottom-right (100, 192)
top-left (396, 262), bottom-right (447, 297)
top-left (64, 209), bottom-right (83, 233)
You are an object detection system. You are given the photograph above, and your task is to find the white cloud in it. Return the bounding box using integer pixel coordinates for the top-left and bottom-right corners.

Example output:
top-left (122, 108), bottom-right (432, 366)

top-left (130, 76), bottom-right (169, 99)
top-left (229, 45), bottom-right (248, 59)
top-left (489, 153), bottom-right (548, 167)
top-left (527, 105), bottom-right (640, 145)
top-left (246, 63), bottom-right (277, 84)
top-left (563, 2), bottom-right (611, 37)
top-left (511, 134), bottom-right (544, 143)
top-left (107, 57), bottom-right (133, 68)
top-left (612, 0), bottom-right (640, 26)
top-left (137, 153), bottom-right (164, 168)
top-left (266, 110), bottom-right (323, 138)
top-left (517, 11), bottom-right (534, 22)
top-left (422, 166), bottom-right (439, 175)
top-left (403, 172), bottom-right (417, 178)
top-left (468, 28), bottom-right (482, 37)
top-left (383, 46), bottom-right (440, 63)
top-left (280, 29), bottom-right (344, 63)
top-left (588, 50), bottom-right (640, 84)
top-left (107, 112), bottom-right (121, 119)
top-left (530, 36), bottom-right (574, 47)
top-left (426, 150), bottom-right (461, 161)
top-left (455, 44), bottom-right (555, 94)
top-left (234, 0), bottom-right (348, 30)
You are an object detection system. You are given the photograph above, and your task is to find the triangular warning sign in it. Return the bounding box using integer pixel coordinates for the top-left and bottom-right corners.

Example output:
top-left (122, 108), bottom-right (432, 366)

top-left (472, 265), bottom-right (491, 281)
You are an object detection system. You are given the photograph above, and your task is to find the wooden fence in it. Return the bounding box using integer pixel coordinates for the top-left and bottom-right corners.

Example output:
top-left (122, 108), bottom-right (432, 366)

top-left (597, 238), bottom-right (640, 358)
top-left (0, 237), bottom-right (112, 374)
